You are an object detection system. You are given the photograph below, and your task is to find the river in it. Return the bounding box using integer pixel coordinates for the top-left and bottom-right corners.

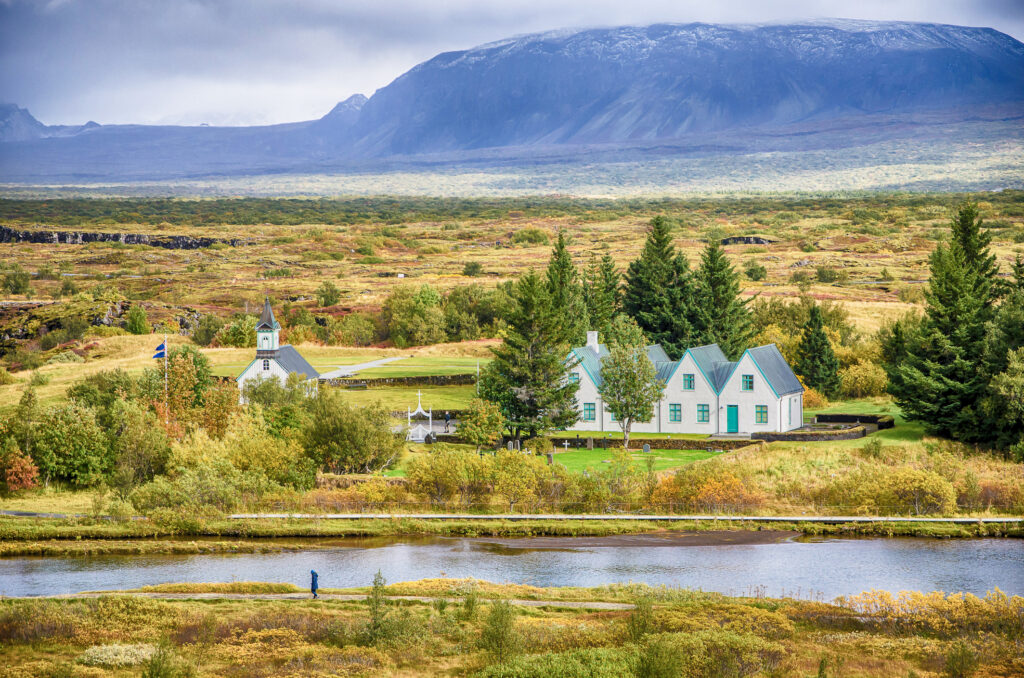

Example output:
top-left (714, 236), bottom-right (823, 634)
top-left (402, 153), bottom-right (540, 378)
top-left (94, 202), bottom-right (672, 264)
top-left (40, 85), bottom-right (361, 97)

top-left (2, 534), bottom-right (1021, 600)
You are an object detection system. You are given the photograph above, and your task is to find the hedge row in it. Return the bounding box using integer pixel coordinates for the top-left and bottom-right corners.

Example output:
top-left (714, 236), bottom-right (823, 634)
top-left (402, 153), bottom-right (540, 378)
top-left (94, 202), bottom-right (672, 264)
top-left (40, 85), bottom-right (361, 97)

top-left (815, 413), bottom-right (895, 429)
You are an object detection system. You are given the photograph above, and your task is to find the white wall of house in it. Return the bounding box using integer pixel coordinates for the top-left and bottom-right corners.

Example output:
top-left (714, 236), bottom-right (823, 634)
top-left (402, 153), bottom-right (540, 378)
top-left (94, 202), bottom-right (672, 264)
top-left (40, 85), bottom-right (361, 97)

top-left (236, 358), bottom-right (290, 403)
top-left (569, 364), bottom-right (605, 432)
top-left (716, 353), bottom-right (779, 434)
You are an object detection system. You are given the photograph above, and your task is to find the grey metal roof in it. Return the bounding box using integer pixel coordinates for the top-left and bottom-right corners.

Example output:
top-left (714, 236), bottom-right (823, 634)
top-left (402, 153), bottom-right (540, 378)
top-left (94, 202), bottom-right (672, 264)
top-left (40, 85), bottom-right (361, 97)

top-left (255, 297), bottom-right (280, 330)
top-left (748, 344), bottom-right (804, 395)
top-left (570, 343), bottom-right (672, 388)
top-left (708, 361), bottom-right (736, 393)
top-left (276, 344), bottom-right (319, 379)
top-left (686, 344), bottom-right (733, 392)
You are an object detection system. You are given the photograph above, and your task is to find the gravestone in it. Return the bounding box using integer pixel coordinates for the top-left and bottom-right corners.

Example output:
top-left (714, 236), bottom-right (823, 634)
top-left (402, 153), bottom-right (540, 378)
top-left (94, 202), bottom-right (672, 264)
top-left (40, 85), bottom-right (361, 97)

top-left (586, 437), bottom-right (593, 450)
top-left (642, 443), bottom-right (651, 454)
top-left (546, 452), bottom-right (554, 465)
top-left (507, 441), bottom-right (514, 451)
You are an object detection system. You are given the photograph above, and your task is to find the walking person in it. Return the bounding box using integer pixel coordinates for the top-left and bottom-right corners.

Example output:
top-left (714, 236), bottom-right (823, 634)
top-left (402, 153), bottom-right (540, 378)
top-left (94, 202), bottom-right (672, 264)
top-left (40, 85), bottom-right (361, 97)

top-left (310, 569), bottom-right (319, 599)
top-left (444, 411), bottom-right (451, 433)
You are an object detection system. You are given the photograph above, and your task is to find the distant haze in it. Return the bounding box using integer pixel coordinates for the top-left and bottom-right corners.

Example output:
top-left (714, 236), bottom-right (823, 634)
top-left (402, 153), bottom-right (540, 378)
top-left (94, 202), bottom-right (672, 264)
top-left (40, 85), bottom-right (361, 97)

top-left (1, 0), bottom-right (1023, 126)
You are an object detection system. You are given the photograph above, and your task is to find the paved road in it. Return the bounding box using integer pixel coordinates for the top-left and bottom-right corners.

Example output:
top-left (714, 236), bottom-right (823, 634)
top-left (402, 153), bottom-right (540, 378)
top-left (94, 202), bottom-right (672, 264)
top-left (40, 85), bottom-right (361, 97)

top-left (16, 591), bottom-right (633, 609)
top-left (317, 356), bottom-right (407, 380)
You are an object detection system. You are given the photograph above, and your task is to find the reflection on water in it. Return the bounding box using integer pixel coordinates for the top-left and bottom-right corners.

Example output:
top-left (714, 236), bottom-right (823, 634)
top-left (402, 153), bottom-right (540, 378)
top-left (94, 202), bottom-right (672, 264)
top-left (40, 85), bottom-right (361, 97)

top-left (1, 536), bottom-right (1021, 599)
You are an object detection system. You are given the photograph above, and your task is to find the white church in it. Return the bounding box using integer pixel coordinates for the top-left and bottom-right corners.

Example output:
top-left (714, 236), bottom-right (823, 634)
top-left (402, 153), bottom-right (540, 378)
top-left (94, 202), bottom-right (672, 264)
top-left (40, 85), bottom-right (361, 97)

top-left (236, 298), bottom-right (320, 399)
top-left (567, 331), bottom-right (804, 435)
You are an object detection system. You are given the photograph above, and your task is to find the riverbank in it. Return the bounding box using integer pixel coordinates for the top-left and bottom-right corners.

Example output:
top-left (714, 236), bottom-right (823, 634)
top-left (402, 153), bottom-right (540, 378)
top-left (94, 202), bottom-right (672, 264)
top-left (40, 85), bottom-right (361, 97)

top-left (1, 577), bottom-right (1021, 677)
top-left (1, 515), bottom-right (1021, 558)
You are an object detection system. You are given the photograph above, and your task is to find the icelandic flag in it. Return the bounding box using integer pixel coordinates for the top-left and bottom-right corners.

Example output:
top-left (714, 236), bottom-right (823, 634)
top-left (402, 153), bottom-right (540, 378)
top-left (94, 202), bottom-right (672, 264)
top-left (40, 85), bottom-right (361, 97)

top-left (152, 342), bottom-right (166, 359)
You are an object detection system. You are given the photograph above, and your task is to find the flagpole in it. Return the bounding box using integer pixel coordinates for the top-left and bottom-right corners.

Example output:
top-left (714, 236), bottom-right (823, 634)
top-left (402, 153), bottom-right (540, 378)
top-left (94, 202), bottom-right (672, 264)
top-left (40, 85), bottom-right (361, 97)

top-left (163, 333), bottom-right (168, 424)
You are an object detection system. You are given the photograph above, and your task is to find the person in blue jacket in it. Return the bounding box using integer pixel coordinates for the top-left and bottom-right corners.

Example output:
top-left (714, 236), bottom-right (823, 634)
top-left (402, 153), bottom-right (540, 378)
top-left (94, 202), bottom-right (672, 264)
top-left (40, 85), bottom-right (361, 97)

top-left (310, 570), bottom-right (319, 599)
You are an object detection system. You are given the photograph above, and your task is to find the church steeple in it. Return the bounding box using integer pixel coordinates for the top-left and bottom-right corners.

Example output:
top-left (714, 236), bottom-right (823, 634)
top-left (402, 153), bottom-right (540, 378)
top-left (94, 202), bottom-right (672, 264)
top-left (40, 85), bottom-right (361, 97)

top-left (255, 297), bottom-right (280, 357)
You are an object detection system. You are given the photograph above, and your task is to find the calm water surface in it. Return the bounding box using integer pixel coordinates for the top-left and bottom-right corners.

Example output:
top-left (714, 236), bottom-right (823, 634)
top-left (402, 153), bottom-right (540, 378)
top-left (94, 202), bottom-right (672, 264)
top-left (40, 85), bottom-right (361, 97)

top-left (2, 536), bottom-right (1021, 599)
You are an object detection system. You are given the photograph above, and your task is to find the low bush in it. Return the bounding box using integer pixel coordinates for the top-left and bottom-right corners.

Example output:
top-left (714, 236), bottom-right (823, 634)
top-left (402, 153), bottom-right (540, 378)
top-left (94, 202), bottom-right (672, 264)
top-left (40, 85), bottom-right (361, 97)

top-left (78, 643), bottom-right (156, 667)
top-left (479, 600), bottom-right (523, 663)
top-left (840, 361), bottom-right (888, 398)
top-left (475, 647), bottom-right (634, 678)
top-left (511, 229), bottom-right (549, 245)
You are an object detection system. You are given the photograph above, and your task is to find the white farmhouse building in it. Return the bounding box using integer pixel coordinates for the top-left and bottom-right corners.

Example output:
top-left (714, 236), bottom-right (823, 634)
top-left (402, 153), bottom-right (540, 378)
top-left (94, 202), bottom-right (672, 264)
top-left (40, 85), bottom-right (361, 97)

top-left (236, 298), bottom-right (320, 400)
top-left (567, 331), bottom-right (803, 435)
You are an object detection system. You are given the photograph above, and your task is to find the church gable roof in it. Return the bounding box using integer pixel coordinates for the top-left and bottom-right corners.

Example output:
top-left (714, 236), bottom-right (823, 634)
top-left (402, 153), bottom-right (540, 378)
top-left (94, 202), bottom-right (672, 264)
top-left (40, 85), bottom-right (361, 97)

top-left (276, 344), bottom-right (320, 380)
top-left (570, 343), bottom-right (676, 389)
top-left (255, 297), bottom-right (280, 330)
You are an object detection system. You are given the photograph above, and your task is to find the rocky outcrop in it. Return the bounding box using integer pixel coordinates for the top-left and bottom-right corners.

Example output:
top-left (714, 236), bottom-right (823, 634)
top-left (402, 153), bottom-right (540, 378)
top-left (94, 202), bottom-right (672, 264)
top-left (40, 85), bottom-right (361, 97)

top-left (0, 225), bottom-right (250, 250)
top-left (721, 236), bottom-right (775, 245)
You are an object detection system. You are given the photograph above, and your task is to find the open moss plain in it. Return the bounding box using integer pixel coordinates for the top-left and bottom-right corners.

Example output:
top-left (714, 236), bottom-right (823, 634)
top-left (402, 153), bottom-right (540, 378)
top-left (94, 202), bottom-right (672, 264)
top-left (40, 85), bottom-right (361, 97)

top-left (1, 578), bottom-right (1022, 677)
top-left (1, 192), bottom-right (1022, 320)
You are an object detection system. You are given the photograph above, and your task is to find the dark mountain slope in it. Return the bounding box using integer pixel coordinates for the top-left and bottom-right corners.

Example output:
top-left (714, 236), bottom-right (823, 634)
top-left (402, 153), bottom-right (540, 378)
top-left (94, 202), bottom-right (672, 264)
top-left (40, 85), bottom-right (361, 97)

top-left (349, 21), bottom-right (1024, 156)
top-left (1, 20), bottom-right (1022, 181)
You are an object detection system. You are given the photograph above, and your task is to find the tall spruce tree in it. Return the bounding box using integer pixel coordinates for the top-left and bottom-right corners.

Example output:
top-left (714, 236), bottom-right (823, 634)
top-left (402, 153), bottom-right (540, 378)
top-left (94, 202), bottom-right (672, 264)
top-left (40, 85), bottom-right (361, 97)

top-left (583, 254), bottom-right (620, 338)
top-left (694, 240), bottom-right (753, 359)
top-left (478, 270), bottom-right (579, 441)
top-left (622, 216), bottom-right (700, 360)
top-left (794, 305), bottom-right (841, 398)
top-left (886, 201), bottom-right (999, 442)
top-left (545, 230), bottom-right (589, 346)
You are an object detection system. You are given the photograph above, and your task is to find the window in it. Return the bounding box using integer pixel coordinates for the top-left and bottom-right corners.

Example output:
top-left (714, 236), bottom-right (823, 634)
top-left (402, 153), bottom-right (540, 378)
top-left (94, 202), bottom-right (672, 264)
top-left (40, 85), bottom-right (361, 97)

top-left (742, 374), bottom-right (754, 391)
top-left (609, 411), bottom-right (617, 422)
top-left (756, 405), bottom-right (768, 424)
top-left (568, 372), bottom-right (580, 384)
top-left (669, 404), bottom-right (682, 422)
top-left (262, 335), bottom-right (269, 347)
top-left (788, 401), bottom-right (792, 426)
top-left (697, 404), bottom-right (710, 423)
top-left (262, 359), bottom-right (270, 371)
top-left (682, 373), bottom-right (695, 390)
top-left (583, 403), bottom-right (596, 421)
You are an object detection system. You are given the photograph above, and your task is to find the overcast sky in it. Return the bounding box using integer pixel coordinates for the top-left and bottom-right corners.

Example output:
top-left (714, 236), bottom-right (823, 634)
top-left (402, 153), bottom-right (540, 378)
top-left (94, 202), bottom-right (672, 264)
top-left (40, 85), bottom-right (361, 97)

top-left (2, 0), bottom-right (1022, 126)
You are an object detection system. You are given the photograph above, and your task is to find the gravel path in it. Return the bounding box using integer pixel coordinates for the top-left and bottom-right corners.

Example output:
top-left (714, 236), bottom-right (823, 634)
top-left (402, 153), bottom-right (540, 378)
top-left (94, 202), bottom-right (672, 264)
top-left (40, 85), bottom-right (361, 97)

top-left (317, 356), bottom-right (407, 380)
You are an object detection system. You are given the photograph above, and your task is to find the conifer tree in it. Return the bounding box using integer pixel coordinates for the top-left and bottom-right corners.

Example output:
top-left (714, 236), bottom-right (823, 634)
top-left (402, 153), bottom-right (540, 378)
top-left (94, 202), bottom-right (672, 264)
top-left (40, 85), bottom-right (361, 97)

top-left (694, 240), bottom-right (752, 359)
top-left (479, 270), bottom-right (579, 441)
top-left (887, 201), bottom-right (998, 442)
top-left (583, 254), bottom-right (620, 338)
top-left (890, 245), bottom-right (994, 441)
top-left (794, 305), bottom-right (841, 398)
top-left (545, 230), bottom-right (589, 346)
top-left (622, 216), bottom-right (700, 360)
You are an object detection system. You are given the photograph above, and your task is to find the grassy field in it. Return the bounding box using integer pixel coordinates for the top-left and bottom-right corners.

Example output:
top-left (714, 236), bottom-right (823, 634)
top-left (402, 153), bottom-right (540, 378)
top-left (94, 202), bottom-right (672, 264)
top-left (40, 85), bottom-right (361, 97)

top-left (2, 576), bottom-right (1021, 677)
top-left (552, 448), bottom-right (721, 474)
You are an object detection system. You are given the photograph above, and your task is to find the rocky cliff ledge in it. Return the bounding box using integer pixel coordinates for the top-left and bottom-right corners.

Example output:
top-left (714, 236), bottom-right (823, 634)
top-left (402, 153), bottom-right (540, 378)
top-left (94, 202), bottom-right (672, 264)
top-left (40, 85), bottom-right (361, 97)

top-left (0, 225), bottom-right (249, 249)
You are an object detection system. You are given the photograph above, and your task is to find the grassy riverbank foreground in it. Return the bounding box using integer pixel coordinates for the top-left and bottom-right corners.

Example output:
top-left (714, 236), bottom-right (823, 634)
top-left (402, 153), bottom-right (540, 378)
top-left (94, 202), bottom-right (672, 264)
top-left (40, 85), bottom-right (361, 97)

top-left (2, 578), bottom-right (1022, 677)
top-left (1, 517), bottom-right (1021, 558)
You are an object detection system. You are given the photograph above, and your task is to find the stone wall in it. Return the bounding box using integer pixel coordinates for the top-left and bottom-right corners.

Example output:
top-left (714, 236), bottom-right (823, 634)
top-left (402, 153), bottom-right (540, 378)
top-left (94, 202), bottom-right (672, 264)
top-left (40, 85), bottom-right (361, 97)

top-left (815, 413), bottom-right (895, 429)
top-left (752, 425), bottom-right (866, 442)
top-left (324, 374), bottom-right (476, 388)
top-left (0, 224), bottom-right (250, 250)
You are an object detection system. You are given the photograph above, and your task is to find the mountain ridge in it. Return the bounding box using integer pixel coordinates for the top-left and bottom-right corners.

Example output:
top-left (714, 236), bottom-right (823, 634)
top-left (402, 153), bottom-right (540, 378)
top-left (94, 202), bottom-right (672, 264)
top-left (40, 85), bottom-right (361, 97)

top-left (1, 20), bottom-right (1022, 182)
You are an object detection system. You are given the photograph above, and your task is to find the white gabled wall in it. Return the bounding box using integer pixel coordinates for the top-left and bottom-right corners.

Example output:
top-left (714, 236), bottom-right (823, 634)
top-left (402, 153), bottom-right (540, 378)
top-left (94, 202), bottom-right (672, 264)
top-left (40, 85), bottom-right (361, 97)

top-left (568, 359), bottom-right (605, 432)
top-left (660, 352), bottom-right (719, 435)
top-left (716, 353), bottom-right (781, 434)
top-left (236, 358), bottom-right (290, 403)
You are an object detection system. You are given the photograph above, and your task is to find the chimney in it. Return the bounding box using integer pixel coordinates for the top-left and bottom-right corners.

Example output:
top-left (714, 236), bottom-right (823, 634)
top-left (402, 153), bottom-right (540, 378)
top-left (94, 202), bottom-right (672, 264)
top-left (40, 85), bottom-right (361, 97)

top-left (586, 330), bottom-right (599, 352)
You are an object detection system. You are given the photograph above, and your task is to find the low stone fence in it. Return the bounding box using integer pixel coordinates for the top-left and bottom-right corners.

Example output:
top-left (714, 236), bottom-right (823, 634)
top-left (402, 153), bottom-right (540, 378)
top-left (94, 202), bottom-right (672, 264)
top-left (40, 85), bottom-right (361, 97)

top-left (549, 436), bottom-right (759, 451)
top-left (815, 413), bottom-right (895, 429)
top-left (324, 374), bottom-right (476, 388)
top-left (752, 425), bottom-right (866, 442)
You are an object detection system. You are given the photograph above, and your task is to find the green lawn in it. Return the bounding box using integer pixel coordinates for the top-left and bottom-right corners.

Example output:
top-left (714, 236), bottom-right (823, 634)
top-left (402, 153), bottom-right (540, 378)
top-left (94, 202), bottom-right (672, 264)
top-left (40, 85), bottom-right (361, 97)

top-left (386, 444), bottom-right (719, 477)
top-left (356, 357), bottom-right (490, 378)
top-left (552, 447), bottom-right (721, 473)
top-left (804, 397), bottom-right (926, 444)
top-left (337, 385), bottom-right (478, 410)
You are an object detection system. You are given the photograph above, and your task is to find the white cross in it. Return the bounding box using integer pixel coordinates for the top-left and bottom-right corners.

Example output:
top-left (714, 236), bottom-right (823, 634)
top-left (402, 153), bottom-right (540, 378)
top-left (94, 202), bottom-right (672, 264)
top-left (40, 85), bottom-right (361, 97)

top-left (563, 441), bottom-right (570, 452)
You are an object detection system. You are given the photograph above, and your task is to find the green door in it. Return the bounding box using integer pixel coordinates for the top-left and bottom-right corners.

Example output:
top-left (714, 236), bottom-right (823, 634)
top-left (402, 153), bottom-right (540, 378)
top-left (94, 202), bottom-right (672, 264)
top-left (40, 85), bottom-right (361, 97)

top-left (727, 405), bottom-right (739, 434)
